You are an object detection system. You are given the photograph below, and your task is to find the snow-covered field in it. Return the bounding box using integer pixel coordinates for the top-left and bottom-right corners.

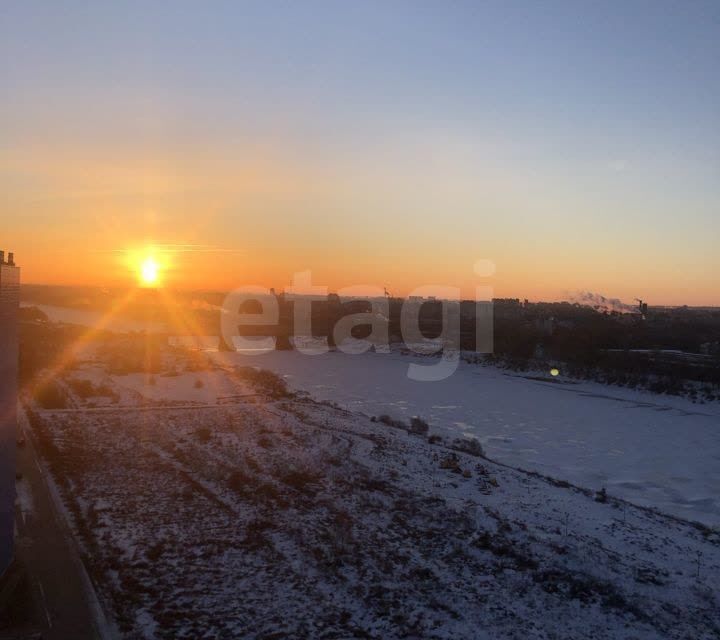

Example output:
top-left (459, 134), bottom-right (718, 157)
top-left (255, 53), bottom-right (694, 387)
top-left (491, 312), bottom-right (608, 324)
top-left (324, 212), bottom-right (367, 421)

top-left (212, 349), bottom-right (720, 527)
top-left (26, 358), bottom-right (720, 639)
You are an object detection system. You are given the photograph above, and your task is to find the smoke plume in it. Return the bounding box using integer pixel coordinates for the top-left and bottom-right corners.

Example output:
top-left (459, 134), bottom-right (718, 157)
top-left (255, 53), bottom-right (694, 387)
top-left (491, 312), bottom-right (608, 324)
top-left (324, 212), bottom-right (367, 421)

top-left (568, 291), bottom-right (638, 314)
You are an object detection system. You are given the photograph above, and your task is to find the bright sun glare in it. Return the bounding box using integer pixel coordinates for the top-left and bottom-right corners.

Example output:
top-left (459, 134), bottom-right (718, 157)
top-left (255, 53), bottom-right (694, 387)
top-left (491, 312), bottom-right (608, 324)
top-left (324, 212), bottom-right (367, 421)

top-left (139, 256), bottom-right (159, 286)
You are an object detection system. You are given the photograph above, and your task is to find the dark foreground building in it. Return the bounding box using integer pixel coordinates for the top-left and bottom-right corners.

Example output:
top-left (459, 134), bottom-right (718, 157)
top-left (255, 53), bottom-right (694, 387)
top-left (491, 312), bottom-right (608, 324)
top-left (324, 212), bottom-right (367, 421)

top-left (0, 250), bottom-right (19, 577)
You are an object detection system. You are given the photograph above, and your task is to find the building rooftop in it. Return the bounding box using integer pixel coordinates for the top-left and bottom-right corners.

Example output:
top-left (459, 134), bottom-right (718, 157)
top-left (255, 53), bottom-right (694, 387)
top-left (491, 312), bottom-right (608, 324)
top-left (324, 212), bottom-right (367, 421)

top-left (0, 250), bottom-right (16, 266)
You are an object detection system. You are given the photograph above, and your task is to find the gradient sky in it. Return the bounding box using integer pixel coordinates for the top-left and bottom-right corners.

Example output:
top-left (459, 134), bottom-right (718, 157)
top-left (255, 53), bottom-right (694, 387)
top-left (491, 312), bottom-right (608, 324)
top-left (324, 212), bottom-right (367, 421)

top-left (2, 1), bottom-right (719, 304)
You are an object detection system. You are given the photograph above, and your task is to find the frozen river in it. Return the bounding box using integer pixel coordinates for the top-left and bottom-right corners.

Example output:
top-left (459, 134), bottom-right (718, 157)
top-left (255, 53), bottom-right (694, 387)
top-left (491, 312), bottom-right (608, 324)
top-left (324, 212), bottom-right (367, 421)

top-left (217, 349), bottom-right (720, 526)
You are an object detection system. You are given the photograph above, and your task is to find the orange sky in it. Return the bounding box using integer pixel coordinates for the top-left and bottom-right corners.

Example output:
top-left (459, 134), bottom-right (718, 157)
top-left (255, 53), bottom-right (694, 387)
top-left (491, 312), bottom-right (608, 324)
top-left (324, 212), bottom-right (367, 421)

top-left (4, 141), bottom-right (715, 306)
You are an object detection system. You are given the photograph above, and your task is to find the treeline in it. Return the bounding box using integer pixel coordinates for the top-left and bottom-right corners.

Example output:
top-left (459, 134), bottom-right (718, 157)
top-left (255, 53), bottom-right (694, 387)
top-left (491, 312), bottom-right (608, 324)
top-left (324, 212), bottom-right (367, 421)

top-left (482, 305), bottom-right (720, 399)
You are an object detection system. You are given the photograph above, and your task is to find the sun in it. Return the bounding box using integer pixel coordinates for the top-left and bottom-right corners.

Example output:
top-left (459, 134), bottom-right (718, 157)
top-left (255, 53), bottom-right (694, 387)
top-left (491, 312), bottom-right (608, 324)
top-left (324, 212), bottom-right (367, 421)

top-left (139, 256), bottom-right (159, 287)
top-left (125, 247), bottom-right (169, 288)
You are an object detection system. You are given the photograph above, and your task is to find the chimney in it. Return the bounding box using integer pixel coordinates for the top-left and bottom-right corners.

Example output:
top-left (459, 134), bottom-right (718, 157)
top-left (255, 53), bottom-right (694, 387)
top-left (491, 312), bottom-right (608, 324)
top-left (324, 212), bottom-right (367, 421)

top-left (7, 253), bottom-right (13, 266)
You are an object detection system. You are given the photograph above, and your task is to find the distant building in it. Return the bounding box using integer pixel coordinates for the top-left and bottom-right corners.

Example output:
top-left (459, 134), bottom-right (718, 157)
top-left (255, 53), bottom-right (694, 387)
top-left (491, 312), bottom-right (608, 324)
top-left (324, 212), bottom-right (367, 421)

top-left (492, 298), bottom-right (523, 319)
top-left (0, 250), bottom-right (19, 577)
top-left (535, 316), bottom-right (555, 336)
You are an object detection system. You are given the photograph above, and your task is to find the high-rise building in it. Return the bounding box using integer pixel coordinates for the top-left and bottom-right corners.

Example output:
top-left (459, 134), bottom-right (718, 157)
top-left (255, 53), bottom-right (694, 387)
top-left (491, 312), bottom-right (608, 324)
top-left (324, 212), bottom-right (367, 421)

top-left (0, 250), bottom-right (19, 577)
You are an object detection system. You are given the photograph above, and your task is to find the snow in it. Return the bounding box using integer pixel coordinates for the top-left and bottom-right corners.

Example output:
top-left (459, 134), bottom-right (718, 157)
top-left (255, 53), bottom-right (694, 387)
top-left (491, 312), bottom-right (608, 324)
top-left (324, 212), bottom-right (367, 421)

top-left (212, 349), bottom-right (720, 526)
top-left (28, 379), bottom-right (720, 639)
top-left (25, 347), bottom-right (720, 639)
top-left (113, 371), bottom-right (252, 405)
